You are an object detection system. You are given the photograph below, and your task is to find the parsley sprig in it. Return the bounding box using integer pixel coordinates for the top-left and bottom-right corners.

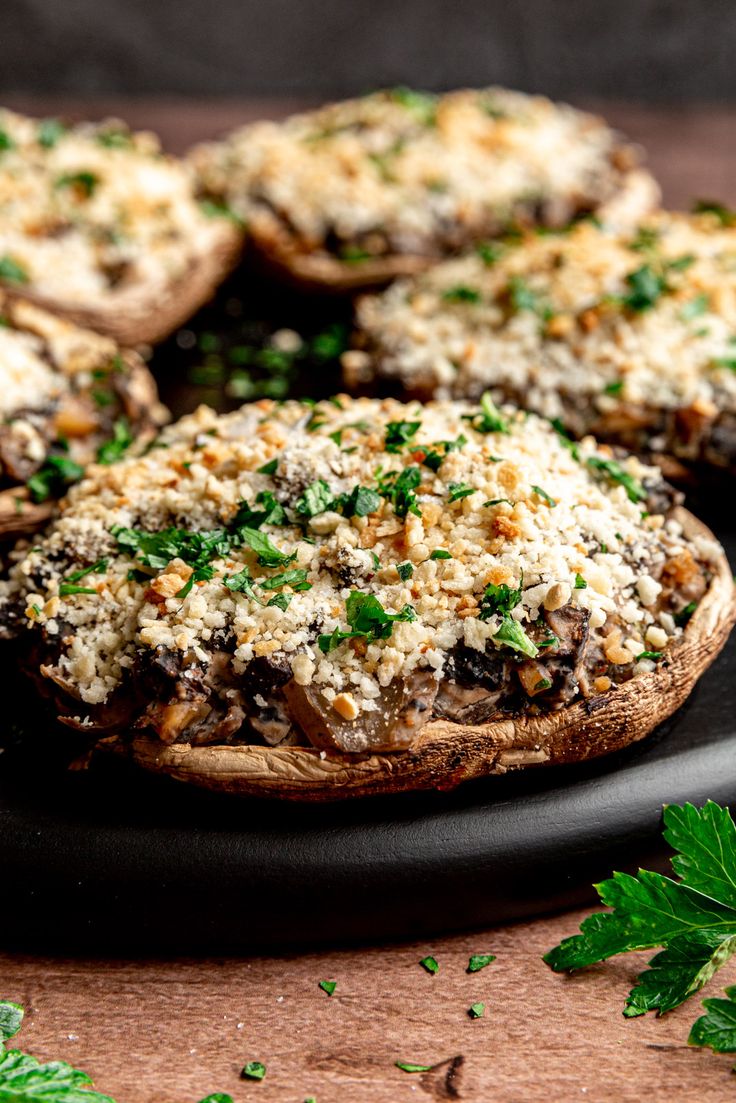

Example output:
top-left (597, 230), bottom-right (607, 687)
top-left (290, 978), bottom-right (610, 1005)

top-left (318, 591), bottom-right (416, 654)
top-left (545, 803), bottom-right (736, 1020)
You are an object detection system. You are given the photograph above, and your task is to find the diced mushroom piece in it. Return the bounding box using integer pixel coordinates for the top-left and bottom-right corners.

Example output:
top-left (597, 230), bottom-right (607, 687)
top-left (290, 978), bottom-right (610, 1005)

top-left (283, 670), bottom-right (438, 753)
top-left (249, 692), bottom-right (295, 746)
top-left (517, 661), bottom-right (553, 697)
top-left (544, 605), bottom-right (590, 656)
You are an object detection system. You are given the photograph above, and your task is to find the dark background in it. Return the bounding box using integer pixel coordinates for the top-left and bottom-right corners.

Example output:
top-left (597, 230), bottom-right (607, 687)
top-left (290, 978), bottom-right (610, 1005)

top-left (3, 0), bottom-right (736, 101)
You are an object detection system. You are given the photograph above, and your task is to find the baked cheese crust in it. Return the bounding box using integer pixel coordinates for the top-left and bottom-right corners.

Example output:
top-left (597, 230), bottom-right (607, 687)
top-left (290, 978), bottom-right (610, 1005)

top-left (0, 397), bottom-right (722, 757)
top-left (190, 88), bottom-right (657, 286)
top-left (348, 211), bottom-right (736, 474)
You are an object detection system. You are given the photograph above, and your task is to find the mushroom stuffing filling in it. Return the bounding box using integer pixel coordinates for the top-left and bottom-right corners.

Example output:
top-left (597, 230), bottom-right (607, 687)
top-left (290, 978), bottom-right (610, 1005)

top-left (0, 396), bottom-right (720, 756)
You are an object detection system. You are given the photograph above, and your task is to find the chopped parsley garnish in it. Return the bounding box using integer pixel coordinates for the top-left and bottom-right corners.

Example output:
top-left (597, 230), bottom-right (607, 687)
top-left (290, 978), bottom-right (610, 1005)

top-left (376, 465), bottom-right (422, 518)
top-left (467, 392), bottom-right (509, 434)
top-left (112, 525), bottom-right (232, 572)
top-left (447, 482), bottom-right (475, 502)
top-left (467, 953), bottom-right (496, 973)
top-left (419, 435), bottom-right (467, 472)
top-left (295, 479), bottom-right (335, 518)
top-left (240, 527), bottom-right (297, 568)
top-left (318, 591), bottom-right (416, 654)
top-left (476, 241), bottom-right (504, 266)
top-left (257, 458), bottom-right (279, 475)
top-left (63, 558), bottom-right (108, 584)
top-left (544, 802), bottom-right (736, 1028)
top-left (54, 170), bottom-right (99, 198)
top-left (493, 616), bottom-right (539, 658)
top-left (176, 564), bottom-right (215, 599)
top-left (389, 86), bottom-right (437, 126)
top-left (0, 255), bottom-right (29, 284)
top-left (261, 568), bottom-right (310, 592)
top-left (266, 592), bottom-right (292, 610)
top-left (620, 264), bottom-right (667, 312)
top-left (531, 485), bottom-right (556, 507)
top-left (574, 573), bottom-right (587, 589)
top-left (442, 285), bottom-right (481, 304)
top-left (241, 1061), bottom-right (266, 1081)
top-left (535, 677), bottom-right (552, 691)
top-left (478, 579), bottom-right (522, 620)
top-left (538, 634), bottom-right (559, 650)
top-left (339, 485), bottom-right (382, 518)
top-left (692, 199), bottom-right (736, 226)
top-left (338, 245), bottom-right (373, 264)
top-left (468, 1002), bottom-right (486, 1019)
top-left (232, 491), bottom-right (287, 529)
top-left (603, 380), bottom-right (624, 396)
top-left (712, 356), bottom-right (736, 372)
top-left (674, 600), bottom-right (698, 628)
top-left (26, 454), bottom-right (85, 502)
top-left (419, 956), bottom-right (439, 975)
top-left (318, 980), bottom-right (337, 997)
top-left (636, 650), bottom-right (663, 662)
top-left (396, 1061), bottom-right (432, 1073)
top-left (96, 127), bottom-right (132, 149)
top-left (198, 197), bottom-right (244, 225)
top-left (429, 549), bottom-right (451, 560)
top-left (550, 417), bottom-right (580, 460)
top-left (586, 455), bottom-right (646, 503)
top-left (223, 567), bottom-right (259, 600)
top-left (58, 583), bottom-right (98, 597)
top-left (385, 420), bottom-right (421, 452)
top-left (507, 275), bottom-right (553, 320)
top-left (0, 131), bottom-right (14, 153)
top-left (484, 497), bottom-right (513, 508)
top-left (397, 562), bottom-right (414, 580)
top-left (37, 118), bottom-right (67, 148)
top-left (96, 418), bottom-right (132, 464)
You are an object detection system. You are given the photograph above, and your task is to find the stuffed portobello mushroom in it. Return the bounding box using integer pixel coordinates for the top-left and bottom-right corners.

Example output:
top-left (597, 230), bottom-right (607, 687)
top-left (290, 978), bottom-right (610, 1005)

top-left (1, 396), bottom-right (732, 799)
top-left (0, 107), bottom-right (243, 345)
top-left (189, 87), bottom-right (658, 292)
top-left (0, 291), bottom-right (167, 538)
top-left (346, 209), bottom-right (736, 480)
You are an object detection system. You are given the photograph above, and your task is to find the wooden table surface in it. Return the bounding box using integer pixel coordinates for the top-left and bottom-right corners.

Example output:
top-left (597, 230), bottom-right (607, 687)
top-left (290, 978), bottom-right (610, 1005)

top-left (2, 99), bottom-right (735, 1102)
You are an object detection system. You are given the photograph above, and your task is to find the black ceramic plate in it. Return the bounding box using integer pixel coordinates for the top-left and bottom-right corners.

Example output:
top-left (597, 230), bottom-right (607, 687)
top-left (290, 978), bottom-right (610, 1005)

top-left (2, 270), bottom-right (735, 953)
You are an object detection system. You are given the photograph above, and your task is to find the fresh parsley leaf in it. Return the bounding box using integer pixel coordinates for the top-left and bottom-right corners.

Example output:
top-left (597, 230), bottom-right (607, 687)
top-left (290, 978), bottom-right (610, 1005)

top-left (318, 591), bottom-right (416, 653)
top-left (0, 255), bottom-right (29, 284)
top-left (96, 418), bottom-right (132, 464)
top-left (397, 562), bottom-right (414, 580)
top-left (233, 491), bottom-right (288, 530)
top-left (58, 583), bottom-right (98, 596)
top-left (419, 436), bottom-right (467, 472)
top-left (261, 568), bottom-right (310, 592)
top-left (674, 600), bottom-right (698, 628)
top-left (395, 1061), bottom-right (432, 1073)
top-left (544, 802), bottom-right (736, 1019)
top-left (197, 1096), bottom-right (234, 1103)
top-left (54, 170), bottom-right (99, 198)
top-left (240, 527), bottom-right (296, 568)
top-left (636, 650), bottom-right (663, 662)
top-left (0, 1002), bottom-right (23, 1043)
top-left (603, 380), bottom-right (624, 396)
top-left (467, 954), bottom-right (496, 973)
top-left (385, 420), bottom-right (421, 452)
top-left (507, 275), bottom-right (553, 319)
top-left (339, 485), bottom-right (382, 518)
top-left (586, 455), bottom-right (646, 503)
top-left (175, 565), bottom-right (215, 599)
top-left (257, 458), bottom-right (278, 475)
top-left (37, 118), bottom-right (67, 148)
top-left (295, 479), bottom-right (335, 518)
top-left (689, 985), bottom-right (736, 1054)
top-left (574, 573), bottom-right (587, 589)
top-left (27, 454), bottom-right (84, 502)
top-left (468, 392), bottom-right (509, 434)
top-left (620, 264), bottom-right (667, 312)
top-left (419, 956), bottom-right (439, 975)
top-left (442, 285), bottom-right (481, 304)
top-left (429, 549), bottom-right (451, 560)
top-left (0, 1048), bottom-right (116, 1101)
top-left (266, 592), bottom-right (291, 610)
top-left (318, 980), bottom-right (337, 996)
top-left (478, 579), bottom-right (522, 620)
top-left (531, 485), bottom-right (556, 507)
top-left (112, 525), bottom-right (231, 571)
top-left (484, 497), bottom-right (513, 508)
top-left (476, 241), bottom-right (503, 266)
top-left (448, 482), bottom-right (475, 502)
top-left (376, 465), bottom-right (422, 518)
top-left (468, 1002), bottom-right (486, 1019)
top-left (692, 200), bottom-right (736, 227)
top-left (493, 615), bottom-right (539, 658)
top-left (223, 567), bottom-right (259, 600)
top-left (241, 1061), bottom-right (266, 1081)
top-left (63, 559), bottom-right (108, 584)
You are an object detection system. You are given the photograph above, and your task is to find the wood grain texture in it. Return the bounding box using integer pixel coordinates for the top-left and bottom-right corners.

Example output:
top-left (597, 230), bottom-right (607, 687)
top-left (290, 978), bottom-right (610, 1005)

top-left (3, 909), bottom-right (736, 1102)
top-left (2, 100), bottom-right (736, 1102)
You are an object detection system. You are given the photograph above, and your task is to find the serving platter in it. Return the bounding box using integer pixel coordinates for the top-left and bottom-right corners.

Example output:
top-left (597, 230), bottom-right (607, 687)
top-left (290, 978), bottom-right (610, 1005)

top-left (1, 269), bottom-right (735, 953)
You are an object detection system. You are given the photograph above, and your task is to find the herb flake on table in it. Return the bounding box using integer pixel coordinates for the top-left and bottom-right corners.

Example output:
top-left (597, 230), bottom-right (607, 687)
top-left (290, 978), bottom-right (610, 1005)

top-left (318, 980), bottom-right (337, 997)
top-left (396, 1061), bottom-right (433, 1073)
top-left (468, 1002), bottom-right (486, 1019)
top-left (419, 955), bottom-right (439, 975)
top-left (241, 1061), bottom-right (267, 1081)
top-left (467, 953), bottom-right (496, 973)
